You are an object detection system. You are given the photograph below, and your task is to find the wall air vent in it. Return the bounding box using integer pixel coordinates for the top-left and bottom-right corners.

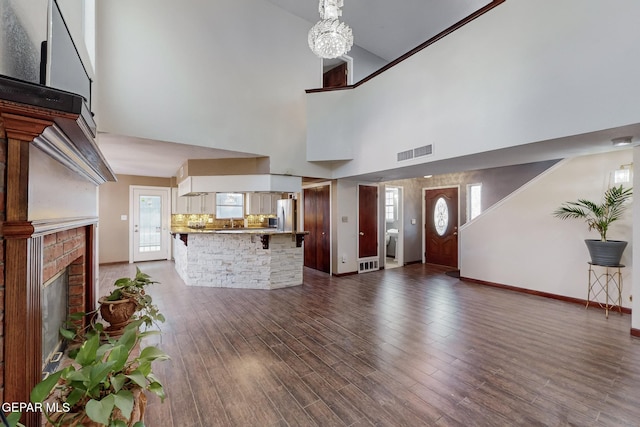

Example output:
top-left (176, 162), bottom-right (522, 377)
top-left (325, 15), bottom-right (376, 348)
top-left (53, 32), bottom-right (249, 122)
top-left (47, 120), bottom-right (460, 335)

top-left (414, 144), bottom-right (433, 158)
top-left (397, 149), bottom-right (414, 162)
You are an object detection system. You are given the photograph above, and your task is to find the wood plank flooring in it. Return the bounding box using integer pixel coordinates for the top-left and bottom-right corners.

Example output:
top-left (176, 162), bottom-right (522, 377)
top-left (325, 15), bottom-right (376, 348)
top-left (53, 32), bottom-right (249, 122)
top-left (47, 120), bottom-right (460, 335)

top-left (98, 261), bottom-right (640, 426)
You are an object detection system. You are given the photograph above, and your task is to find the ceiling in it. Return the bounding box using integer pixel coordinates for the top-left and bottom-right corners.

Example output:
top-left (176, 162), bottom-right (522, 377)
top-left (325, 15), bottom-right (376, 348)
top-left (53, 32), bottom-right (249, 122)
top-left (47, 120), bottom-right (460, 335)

top-left (98, 0), bottom-right (496, 180)
top-left (265, 0), bottom-right (491, 62)
top-left (97, 134), bottom-right (260, 179)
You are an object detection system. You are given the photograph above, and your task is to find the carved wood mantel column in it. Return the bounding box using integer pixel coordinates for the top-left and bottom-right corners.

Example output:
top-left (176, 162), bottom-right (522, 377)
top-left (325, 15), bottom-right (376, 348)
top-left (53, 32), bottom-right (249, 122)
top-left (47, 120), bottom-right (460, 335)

top-left (0, 76), bottom-right (116, 427)
top-left (1, 109), bottom-right (51, 427)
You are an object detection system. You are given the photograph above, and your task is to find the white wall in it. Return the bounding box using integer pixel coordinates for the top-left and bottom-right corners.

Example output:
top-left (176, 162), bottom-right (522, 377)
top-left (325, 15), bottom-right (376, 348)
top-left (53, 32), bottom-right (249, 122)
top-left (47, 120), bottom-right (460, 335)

top-left (333, 179), bottom-right (359, 274)
top-left (348, 44), bottom-right (388, 83)
top-left (5, 0), bottom-right (48, 42)
top-left (460, 150), bottom-right (633, 309)
top-left (95, 0), bottom-right (333, 180)
top-left (0, 0), bottom-right (94, 83)
top-left (0, 0), bottom-right (47, 81)
top-left (307, 0), bottom-right (640, 178)
top-left (29, 145), bottom-right (98, 220)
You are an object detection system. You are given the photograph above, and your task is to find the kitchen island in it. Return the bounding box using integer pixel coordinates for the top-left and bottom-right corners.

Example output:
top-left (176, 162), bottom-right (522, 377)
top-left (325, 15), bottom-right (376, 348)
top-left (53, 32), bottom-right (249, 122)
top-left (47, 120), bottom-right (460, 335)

top-left (171, 227), bottom-right (307, 289)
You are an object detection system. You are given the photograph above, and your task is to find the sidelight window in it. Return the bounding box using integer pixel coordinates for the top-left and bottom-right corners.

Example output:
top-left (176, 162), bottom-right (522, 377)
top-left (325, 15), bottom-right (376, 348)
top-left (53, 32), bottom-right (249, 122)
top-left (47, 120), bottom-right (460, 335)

top-left (468, 183), bottom-right (482, 220)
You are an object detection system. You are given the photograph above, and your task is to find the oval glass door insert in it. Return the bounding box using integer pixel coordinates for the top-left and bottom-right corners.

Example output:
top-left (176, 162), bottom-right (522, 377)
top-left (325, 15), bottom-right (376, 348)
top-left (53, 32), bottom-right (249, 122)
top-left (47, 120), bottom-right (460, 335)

top-left (434, 197), bottom-right (449, 236)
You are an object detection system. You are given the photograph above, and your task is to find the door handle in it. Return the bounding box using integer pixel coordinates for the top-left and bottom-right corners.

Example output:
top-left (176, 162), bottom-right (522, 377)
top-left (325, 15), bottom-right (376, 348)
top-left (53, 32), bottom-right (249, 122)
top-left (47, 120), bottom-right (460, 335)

top-left (359, 232), bottom-right (364, 236)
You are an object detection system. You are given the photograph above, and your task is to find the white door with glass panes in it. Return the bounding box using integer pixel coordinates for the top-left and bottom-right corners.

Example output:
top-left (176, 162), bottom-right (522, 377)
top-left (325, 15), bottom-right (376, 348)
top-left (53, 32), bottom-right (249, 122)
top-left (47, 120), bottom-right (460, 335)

top-left (131, 186), bottom-right (171, 262)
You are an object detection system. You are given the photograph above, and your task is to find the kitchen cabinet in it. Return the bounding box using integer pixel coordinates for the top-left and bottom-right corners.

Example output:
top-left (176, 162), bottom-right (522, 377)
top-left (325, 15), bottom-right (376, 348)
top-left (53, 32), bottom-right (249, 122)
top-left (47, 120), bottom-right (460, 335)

top-left (269, 194), bottom-right (283, 213)
top-left (246, 193), bottom-right (281, 215)
top-left (245, 193), bottom-right (260, 215)
top-left (172, 188), bottom-right (215, 214)
top-left (201, 193), bottom-right (216, 213)
top-left (260, 194), bottom-right (272, 214)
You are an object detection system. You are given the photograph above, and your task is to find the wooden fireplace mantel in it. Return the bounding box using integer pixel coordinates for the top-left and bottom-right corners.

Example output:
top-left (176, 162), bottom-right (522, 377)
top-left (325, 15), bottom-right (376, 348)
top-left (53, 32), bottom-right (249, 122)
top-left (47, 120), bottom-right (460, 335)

top-left (0, 76), bottom-right (116, 185)
top-left (0, 75), bottom-right (114, 426)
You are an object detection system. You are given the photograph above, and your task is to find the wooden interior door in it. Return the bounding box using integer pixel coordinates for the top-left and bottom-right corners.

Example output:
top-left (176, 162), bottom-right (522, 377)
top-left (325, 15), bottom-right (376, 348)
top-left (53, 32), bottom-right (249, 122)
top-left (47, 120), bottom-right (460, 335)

top-left (425, 187), bottom-right (459, 268)
top-left (304, 186), bottom-right (330, 273)
top-left (323, 62), bottom-right (348, 88)
top-left (304, 188), bottom-right (316, 269)
top-left (358, 185), bottom-right (378, 258)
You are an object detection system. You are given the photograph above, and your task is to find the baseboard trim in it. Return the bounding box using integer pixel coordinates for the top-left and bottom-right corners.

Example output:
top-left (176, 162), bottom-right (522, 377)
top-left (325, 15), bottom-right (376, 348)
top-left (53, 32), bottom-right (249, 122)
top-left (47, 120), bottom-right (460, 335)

top-left (631, 328), bottom-right (640, 338)
top-left (460, 276), bottom-right (632, 315)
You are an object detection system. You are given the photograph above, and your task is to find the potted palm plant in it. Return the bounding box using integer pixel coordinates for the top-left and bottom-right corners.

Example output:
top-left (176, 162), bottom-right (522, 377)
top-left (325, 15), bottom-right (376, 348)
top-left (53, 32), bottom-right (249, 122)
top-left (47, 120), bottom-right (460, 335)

top-left (553, 184), bottom-right (632, 266)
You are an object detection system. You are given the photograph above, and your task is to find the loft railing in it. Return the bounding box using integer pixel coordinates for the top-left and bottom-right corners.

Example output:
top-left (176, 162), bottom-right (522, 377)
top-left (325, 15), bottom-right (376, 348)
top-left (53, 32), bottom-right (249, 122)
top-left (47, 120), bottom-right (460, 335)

top-left (306, 0), bottom-right (506, 94)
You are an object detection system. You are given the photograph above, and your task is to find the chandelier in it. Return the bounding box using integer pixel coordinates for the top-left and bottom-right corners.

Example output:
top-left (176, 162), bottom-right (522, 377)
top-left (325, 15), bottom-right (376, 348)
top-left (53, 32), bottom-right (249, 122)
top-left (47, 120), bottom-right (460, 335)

top-left (308, 0), bottom-right (354, 59)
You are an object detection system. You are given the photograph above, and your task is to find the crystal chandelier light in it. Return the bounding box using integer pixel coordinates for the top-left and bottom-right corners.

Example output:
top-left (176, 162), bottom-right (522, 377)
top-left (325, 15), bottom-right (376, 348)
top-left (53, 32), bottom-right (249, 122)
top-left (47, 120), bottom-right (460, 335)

top-left (308, 0), bottom-right (353, 59)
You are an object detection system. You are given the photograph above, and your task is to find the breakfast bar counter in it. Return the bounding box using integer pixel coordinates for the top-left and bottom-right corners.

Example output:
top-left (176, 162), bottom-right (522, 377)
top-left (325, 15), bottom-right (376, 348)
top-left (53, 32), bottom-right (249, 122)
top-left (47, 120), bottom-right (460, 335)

top-left (171, 228), bottom-right (306, 289)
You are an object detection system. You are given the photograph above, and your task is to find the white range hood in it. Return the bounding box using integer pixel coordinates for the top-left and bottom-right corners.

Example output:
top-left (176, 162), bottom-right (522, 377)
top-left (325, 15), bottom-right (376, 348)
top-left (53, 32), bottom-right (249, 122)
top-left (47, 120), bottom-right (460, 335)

top-left (178, 174), bottom-right (302, 196)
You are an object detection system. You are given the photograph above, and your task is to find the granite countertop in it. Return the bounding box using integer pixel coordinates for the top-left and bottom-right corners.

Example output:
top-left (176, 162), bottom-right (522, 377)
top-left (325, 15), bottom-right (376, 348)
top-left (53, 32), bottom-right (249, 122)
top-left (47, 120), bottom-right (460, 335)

top-left (170, 227), bottom-right (307, 235)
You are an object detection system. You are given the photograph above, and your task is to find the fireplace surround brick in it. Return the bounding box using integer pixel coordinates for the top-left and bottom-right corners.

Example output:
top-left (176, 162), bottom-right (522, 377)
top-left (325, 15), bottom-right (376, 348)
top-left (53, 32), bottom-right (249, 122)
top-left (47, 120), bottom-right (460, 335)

top-left (43, 228), bottom-right (87, 316)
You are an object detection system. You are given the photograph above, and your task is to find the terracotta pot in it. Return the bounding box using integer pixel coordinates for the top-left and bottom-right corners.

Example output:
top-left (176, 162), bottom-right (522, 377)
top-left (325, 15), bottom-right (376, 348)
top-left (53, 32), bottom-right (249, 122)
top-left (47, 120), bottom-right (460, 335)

top-left (46, 388), bottom-right (147, 427)
top-left (99, 296), bottom-right (137, 333)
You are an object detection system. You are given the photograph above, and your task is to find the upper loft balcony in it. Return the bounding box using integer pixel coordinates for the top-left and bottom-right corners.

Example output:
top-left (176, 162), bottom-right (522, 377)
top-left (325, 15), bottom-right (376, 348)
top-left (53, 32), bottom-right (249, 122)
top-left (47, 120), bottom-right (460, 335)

top-left (306, 0), bottom-right (640, 181)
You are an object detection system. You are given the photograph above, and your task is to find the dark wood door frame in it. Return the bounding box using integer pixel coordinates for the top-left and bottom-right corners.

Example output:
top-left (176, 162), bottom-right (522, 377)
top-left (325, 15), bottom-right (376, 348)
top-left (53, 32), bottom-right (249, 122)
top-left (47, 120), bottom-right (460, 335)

top-left (423, 186), bottom-right (460, 268)
top-left (303, 183), bottom-right (331, 274)
top-left (357, 184), bottom-right (379, 270)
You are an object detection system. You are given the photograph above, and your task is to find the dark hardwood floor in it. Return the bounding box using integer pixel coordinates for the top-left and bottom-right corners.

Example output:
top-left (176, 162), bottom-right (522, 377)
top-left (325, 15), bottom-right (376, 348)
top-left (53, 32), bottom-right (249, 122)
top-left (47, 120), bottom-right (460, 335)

top-left (99, 261), bottom-right (640, 426)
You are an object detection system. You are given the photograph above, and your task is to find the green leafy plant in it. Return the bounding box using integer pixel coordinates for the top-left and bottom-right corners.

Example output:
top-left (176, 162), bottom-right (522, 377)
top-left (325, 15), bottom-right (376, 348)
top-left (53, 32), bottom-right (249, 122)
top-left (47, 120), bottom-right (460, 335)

top-left (102, 267), bottom-right (165, 330)
top-left (553, 184), bottom-right (632, 241)
top-left (31, 320), bottom-right (169, 427)
top-left (2, 412), bottom-right (25, 427)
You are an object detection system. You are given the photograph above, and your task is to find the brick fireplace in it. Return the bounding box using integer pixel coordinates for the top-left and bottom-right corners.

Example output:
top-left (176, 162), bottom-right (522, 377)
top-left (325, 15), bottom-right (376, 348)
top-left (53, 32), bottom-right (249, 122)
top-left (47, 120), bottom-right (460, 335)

top-left (0, 76), bottom-right (115, 426)
top-left (41, 226), bottom-right (91, 365)
top-left (43, 227), bottom-right (89, 316)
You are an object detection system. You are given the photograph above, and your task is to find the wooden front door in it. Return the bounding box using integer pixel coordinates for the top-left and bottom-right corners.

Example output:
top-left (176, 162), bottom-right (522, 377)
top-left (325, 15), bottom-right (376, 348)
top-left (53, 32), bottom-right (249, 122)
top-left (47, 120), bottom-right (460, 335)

top-left (304, 185), bottom-right (330, 273)
top-left (425, 187), bottom-right (459, 268)
top-left (358, 185), bottom-right (378, 259)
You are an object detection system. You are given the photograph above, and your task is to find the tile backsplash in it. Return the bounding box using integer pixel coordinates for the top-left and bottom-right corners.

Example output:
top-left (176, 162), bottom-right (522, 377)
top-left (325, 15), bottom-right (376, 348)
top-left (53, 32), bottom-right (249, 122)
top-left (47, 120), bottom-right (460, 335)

top-left (171, 214), bottom-right (274, 229)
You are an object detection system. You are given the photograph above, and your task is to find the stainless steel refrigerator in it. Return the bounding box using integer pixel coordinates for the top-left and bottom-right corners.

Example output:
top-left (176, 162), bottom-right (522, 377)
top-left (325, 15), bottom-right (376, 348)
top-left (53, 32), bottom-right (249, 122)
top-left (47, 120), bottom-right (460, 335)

top-left (276, 199), bottom-right (297, 232)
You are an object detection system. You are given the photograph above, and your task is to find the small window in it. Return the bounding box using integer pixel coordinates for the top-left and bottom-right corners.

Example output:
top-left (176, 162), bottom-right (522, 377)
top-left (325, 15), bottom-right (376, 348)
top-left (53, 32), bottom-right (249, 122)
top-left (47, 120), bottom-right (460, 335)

top-left (613, 169), bottom-right (631, 184)
top-left (468, 183), bottom-right (482, 221)
top-left (216, 193), bottom-right (244, 219)
top-left (433, 197), bottom-right (449, 236)
top-left (385, 188), bottom-right (397, 222)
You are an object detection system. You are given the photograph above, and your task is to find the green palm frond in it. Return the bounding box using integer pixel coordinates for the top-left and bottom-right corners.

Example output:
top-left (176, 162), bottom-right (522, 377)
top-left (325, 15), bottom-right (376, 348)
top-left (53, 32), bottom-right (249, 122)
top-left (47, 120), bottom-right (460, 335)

top-left (553, 184), bottom-right (632, 241)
